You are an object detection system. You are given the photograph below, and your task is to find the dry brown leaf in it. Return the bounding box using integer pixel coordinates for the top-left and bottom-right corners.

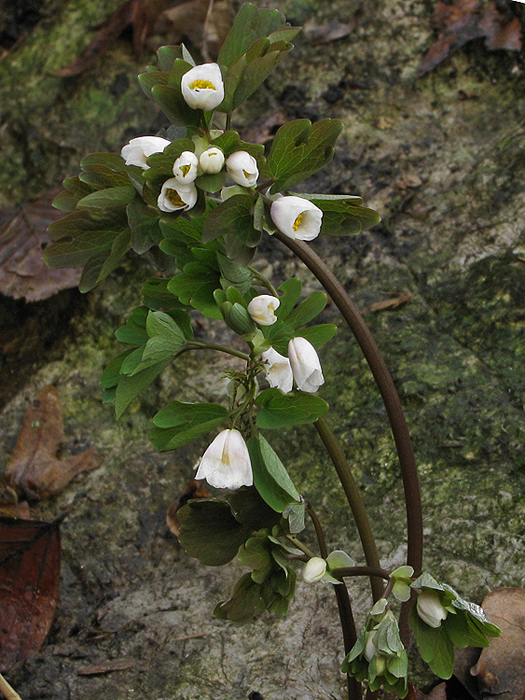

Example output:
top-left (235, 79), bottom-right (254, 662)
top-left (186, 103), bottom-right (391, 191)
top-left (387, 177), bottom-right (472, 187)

top-left (0, 515), bottom-right (62, 672)
top-left (303, 20), bottom-right (355, 44)
top-left (417, 0), bottom-right (522, 78)
top-left (166, 478), bottom-right (211, 536)
top-left (157, 0), bottom-right (230, 59)
top-left (76, 658), bottom-right (136, 675)
top-left (362, 293), bottom-right (414, 315)
top-left (242, 108), bottom-right (286, 145)
top-left (0, 190), bottom-right (81, 302)
top-left (3, 385), bottom-right (101, 502)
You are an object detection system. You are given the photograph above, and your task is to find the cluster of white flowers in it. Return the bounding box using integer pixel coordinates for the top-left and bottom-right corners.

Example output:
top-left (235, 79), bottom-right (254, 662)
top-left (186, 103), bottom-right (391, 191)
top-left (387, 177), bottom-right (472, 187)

top-left (120, 61), bottom-right (324, 239)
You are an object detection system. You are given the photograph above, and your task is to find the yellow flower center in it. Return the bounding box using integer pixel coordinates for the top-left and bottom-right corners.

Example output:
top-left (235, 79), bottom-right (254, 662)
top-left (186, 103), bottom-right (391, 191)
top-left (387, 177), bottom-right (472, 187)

top-left (190, 80), bottom-right (216, 90)
top-left (293, 213), bottom-right (304, 231)
top-left (165, 188), bottom-right (185, 207)
top-left (243, 169), bottom-right (251, 179)
top-left (179, 164), bottom-right (191, 176)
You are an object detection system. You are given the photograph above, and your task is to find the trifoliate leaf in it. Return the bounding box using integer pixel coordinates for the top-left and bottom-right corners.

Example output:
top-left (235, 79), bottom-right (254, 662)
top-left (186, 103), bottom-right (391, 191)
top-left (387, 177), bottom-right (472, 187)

top-left (256, 389), bottom-right (329, 429)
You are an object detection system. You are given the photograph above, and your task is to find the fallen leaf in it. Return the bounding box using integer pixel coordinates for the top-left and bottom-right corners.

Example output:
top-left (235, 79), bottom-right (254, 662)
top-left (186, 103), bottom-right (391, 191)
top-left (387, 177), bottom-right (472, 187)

top-left (396, 173), bottom-right (423, 189)
top-left (157, 0), bottom-right (230, 60)
top-left (3, 385), bottom-right (101, 502)
top-left (362, 292), bottom-right (414, 314)
top-left (166, 478), bottom-right (211, 537)
top-left (471, 588), bottom-right (525, 700)
top-left (0, 190), bottom-right (81, 302)
top-left (0, 515), bottom-right (62, 672)
top-left (417, 0), bottom-right (522, 78)
top-left (303, 20), bottom-right (355, 44)
top-left (76, 658), bottom-right (136, 675)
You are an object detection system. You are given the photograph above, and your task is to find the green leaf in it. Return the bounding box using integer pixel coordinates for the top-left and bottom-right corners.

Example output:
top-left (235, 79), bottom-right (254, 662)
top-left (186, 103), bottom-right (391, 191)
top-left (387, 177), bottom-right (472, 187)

top-left (150, 402), bottom-right (228, 451)
top-left (211, 131), bottom-right (264, 159)
top-left (156, 45), bottom-right (183, 73)
top-left (227, 487), bottom-right (281, 529)
top-left (138, 68), bottom-right (169, 98)
top-left (218, 3), bottom-right (289, 66)
top-left (444, 610), bottom-right (470, 648)
top-left (115, 359), bottom-right (170, 418)
top-left (202, 194), bottom-right (255, 243)
top-left (194, 171), bottom-right (227, 193)
top-left (286, 291), bottom-right (327, 328)
top-left (178, 499), bottom-right (251, 566)
top-left (142, 278), bottom-right (187, 312)
top-left (214, 572), bottom-right (266, 622)
top-left (217, 253), bottom-right (253, 296)
top-left (100, 349), bottom-right (135, 389)
top-left (115, 306), bottom-right (149, 345)
top-left (77, 186), bottom-right (136, 211)
top-left (247, 433), bottom-right (301, 512)
top-left (297, 324), bottom-right (338, 348)
top-left (127, 198), bottom-right (162, 254)
top-left (296, 194), bottom-right (381, 235)
top-left (265, 119), bottom-right (342, 192)
top-left (256, 389), bottom-right (329, 429)
top-left (168, 259), bottom-right (222, 319)
top-left (151, 84), bottom-right (200, 127)
top-left (275, 278), bottom-right (302, 320)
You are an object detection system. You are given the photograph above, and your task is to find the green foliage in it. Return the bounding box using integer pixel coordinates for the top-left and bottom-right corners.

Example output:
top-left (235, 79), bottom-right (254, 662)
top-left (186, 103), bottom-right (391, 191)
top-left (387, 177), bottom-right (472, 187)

top-left (247, 433), bottom-right (301, 512)
top-left (151, 402), bottom-right (229, 451)
top-left (297, 193), bottom-right (381, 235)
top-left (256, 389), bottom-right (329, 428)
top-left (178, 487), bottom-right (281, 566)
top-left (264, 119), bottom-right (342, 192)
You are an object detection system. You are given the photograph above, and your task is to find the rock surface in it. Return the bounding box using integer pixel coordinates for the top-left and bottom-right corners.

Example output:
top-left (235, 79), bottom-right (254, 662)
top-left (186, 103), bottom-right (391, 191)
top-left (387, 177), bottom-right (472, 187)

top-left (0, 0), bottom-right (524, 698)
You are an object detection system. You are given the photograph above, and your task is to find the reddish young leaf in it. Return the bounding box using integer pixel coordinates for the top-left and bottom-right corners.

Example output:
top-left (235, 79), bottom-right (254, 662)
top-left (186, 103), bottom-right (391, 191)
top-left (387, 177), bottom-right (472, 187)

top-left (0, 516), bottom-right (62, 672)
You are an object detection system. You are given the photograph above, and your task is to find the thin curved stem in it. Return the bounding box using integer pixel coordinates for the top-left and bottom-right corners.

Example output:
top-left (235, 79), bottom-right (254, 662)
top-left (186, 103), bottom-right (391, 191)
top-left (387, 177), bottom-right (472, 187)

top-left (314, 417), bottom-right (384, 602)
top-left (0, 674), bottom-right (23, 700)
top-left (274, 232), bottom-right (423, 576)
top-left (188, 341), bottom-right (251, 362)
top-left (331, 566), bottom-right (391, 581)
top-left (305, 501), bottom-right (328, 558)
top-left (248, 266), bottom-right (279, 297)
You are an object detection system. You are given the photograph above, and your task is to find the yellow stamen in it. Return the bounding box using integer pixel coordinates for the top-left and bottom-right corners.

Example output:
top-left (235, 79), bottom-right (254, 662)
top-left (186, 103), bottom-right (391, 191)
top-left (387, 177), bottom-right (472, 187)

top-left (243, 169), bottom-right (251, 179)
top-left (179, 164), bottom-right (191, 176)
top-left (165, 188), bottom-right (185, 207)
top-left (293, 213), bottom-right (304, 231)
top-left (190, 80), bottom-right (216, 90)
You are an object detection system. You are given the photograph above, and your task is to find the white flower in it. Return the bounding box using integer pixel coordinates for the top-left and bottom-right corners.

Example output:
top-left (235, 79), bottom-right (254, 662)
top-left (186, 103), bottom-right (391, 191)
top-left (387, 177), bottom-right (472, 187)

top-left (416, 590), bottom-right (448, 628)
top-left (247, 295), bottom-right (280, 326)
top-left (200, 147), bottom-right (225, 174)
top-left (194, 429), bottom-right (252, 489)
top-left (120, 136), bottom-right (171, 169)
top-left (262, 347), bottom-right (293, 394)
top-left (157, 178), bottom-right (197, 212)
top-left (364, 631), bottom-right (377, 662)
top-left (181, 63), bottom-right (224, 111)
top-left (302, 557), bottom-right (327, 583)
top-left (173, 151), bottom-right (198, 184)
top-left (288, 337), bottom-right (324, 393)
top-left (226, 151), bottom-right (259, 187)
top-left (270, 196), bottom-right (323, 241)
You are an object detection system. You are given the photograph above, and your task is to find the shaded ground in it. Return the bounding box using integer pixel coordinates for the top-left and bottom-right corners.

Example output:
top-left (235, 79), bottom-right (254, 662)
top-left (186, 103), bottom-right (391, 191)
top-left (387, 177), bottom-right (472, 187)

top-left (0, 0), bottom-right (524, 698)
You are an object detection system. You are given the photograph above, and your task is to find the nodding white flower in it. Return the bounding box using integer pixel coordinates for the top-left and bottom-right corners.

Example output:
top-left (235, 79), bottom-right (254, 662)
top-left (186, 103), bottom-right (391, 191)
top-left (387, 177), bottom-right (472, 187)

top-left (416, 590), bottom-right (448, 628)
top-left (270, 196), bottom-right (323, 241)
top-left (262, 347), bottom-right (293, 394)
top-left (181, 63), bottom-right (224, 111)
top-left (157, 178), bottom-right (197, 213)
top-left (226, 151), bottom-right (259, 187)
top-left (247, 295), bottom-right (280, 326)
top-left (120, 136), bottom-right (171, 169)
top-left (200, 147), bottom-right (225, 174)
top-left (302, 557), bottom-right (327, 583)
top-left (288, 337), bottom-right (324, 393)
top-left (173, 151), bottom-right (199, 184)
top-left (194, 429), bottom-right (252, 489)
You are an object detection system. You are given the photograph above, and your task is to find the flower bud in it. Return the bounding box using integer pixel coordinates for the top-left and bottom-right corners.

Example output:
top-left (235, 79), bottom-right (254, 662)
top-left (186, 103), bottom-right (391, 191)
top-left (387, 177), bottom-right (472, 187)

top-left (247, 295), bottom-right (280, 326)
top-left (302, 557), bottom-right (327, 583)
top-left (157, 179), bottom-right (197, 212)
top-left (262, 347), bottom-right (293, 394)
top-left (195, 429), bottom-right (252, 489)
top-left (222, 302), bottom-right (256, 336)
top-left (226, 151), bottom-right (259, 187)
top-left (121, 136), bottom-right (171, 169)
top-left (288, 337), bottom-right (324, 393)
top-left (200, 147), bottom-right (225, 174)
top-left (173, 151), bottom-right (198, 184)
top-left (181, 63), bottom-right (224, 111)
top-left (270, 196), bottom-right (323, 241)
top-left (416, 590), bottom-right (448, 628)
top-left (364, 631), bottom-right (377, 662)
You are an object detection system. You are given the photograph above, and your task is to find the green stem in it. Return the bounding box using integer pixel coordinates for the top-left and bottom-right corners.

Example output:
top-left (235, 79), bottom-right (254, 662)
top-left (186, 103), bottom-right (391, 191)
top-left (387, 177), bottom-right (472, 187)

top-left (285, 535), bottom-right (317, 559)
top-left (273, 232), bottom-right (423, 576)
top-left (248, 267), bottom-right (279, 297)
top-left (188, 341), bottom-right (251, 362)
top-left (314, 417), bottom-right (384, 602)
top-left (331, 566), bottom-right (391, 581)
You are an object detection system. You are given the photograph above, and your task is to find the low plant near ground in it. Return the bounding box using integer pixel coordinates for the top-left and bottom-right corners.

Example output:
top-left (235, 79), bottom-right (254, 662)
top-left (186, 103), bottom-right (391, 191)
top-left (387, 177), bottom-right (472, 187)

top-left (44, 4), bottom-right (500, 697)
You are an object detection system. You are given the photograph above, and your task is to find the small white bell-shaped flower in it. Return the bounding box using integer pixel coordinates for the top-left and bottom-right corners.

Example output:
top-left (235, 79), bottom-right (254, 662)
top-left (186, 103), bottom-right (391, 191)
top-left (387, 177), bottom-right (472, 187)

top-left (416, 589), bottom-right (448, 628)
top-left (173, 151), bottom-right (199, 184)
top-left (270, 196), bottom-right (323, 241)
top-left (226, 151), bottom-right (259, 187)
top-left (247, 295), bottom-right (280, 326)
top-left (195, 429), bottom-right (253, 489)
top-left (302, 557), bottom-right (327, 583)
top-left (157, 178), bottom-right (197, 213)
top-left (120, 136), bottom-right (171, 169)
top-left (199, 147), bottom-right (225, 174)
top-left (262, 347), bottom-right (294, 394)
top-left (181, 63), bottom-right (224, 111)
top-left (288, 337), bottom-right (325, 393)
